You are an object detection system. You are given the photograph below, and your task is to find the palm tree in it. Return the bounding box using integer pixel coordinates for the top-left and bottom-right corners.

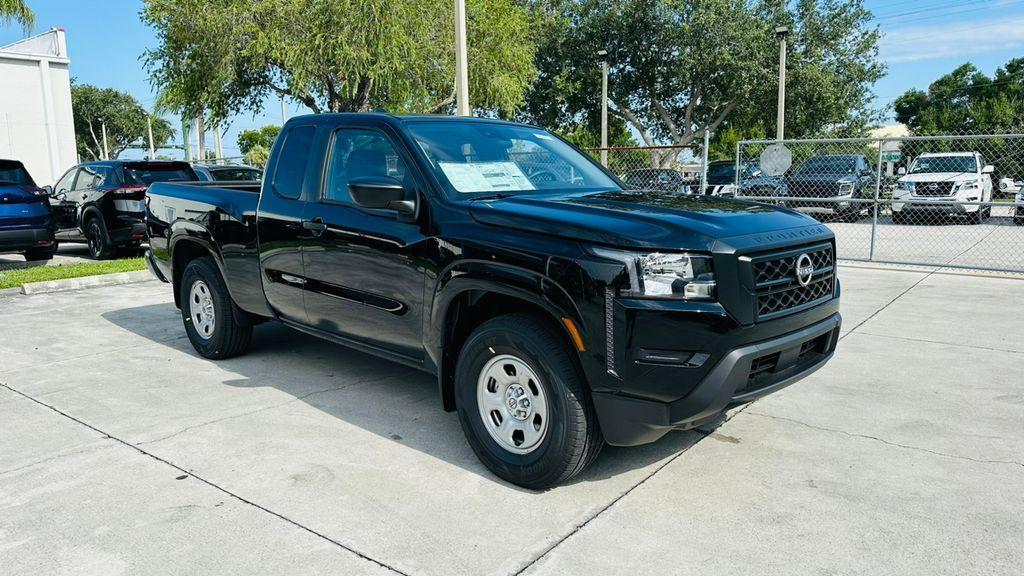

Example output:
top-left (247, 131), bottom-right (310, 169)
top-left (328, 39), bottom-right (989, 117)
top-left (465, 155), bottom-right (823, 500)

top-left (0, 0), bottom-right (35, 33)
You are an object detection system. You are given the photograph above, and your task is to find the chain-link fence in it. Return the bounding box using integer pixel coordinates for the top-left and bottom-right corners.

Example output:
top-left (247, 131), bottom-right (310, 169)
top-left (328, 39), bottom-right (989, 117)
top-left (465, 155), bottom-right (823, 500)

top-left (585, 145), bottom-right (725, 195)
top-left (736, 134), bottom-right (1024, 274)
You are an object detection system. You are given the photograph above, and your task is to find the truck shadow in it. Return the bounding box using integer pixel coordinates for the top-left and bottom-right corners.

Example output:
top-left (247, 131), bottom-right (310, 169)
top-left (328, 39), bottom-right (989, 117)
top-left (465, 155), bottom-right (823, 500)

top-left (102, 302), bottom-right (715, 490)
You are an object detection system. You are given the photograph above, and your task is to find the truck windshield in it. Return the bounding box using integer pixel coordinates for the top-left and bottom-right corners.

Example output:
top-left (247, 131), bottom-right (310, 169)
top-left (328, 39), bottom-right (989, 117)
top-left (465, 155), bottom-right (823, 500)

top-left (796, 157), bottom-right (856, 175)
top-left (909, 156), bottom-right (977, 174)
top-left (406, 121), bottom-right (617, 198)
top-left (0, 160), bottom-right (34, 186)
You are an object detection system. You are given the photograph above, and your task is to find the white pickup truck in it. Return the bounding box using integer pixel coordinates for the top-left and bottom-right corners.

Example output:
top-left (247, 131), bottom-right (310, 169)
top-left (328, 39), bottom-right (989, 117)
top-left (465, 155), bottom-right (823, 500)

top-left (891, 152), bottom-right (994, 224)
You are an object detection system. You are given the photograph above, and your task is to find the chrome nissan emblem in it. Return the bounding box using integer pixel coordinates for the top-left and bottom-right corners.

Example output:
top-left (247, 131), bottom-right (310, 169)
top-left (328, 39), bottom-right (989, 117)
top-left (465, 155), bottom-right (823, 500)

top-left (795, 253), bottom-right (814, 287)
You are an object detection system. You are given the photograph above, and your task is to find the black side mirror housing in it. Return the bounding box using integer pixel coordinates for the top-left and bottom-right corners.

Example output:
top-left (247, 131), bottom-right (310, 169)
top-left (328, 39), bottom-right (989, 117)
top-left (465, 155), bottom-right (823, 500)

top-left (348, 176), bottom-right (414, 214)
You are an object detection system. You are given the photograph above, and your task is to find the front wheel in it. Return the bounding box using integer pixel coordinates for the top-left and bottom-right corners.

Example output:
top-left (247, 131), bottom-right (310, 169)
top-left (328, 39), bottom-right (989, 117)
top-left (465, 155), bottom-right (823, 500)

top-left (455, 314), bottom-right (602, 489)
top-left (179, 257), bottom-right (252, 359)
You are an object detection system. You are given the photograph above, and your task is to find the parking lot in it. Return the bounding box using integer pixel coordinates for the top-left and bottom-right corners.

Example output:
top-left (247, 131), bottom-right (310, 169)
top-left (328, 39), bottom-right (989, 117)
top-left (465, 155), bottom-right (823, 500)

top-left (1, 265), bottom-right (1021, 575)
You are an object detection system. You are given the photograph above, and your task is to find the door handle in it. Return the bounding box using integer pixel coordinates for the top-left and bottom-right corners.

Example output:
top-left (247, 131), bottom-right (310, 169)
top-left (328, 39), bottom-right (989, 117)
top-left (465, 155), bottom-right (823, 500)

top-left (302, 218), bottom-right (327, 235)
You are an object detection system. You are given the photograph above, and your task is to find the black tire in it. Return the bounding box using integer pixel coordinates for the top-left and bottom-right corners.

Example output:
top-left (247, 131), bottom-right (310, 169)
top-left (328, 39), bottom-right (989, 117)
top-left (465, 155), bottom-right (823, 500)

top-left (179, 256), bottom-right (252, 359)
top-left (839, 209), bottom-right (862, 223)
top-left (892, 211), bottom-right (908, 225)
top-left (23, 245), bottom-right (56, 261)
top-left (85, 217), bottom-right (116, 260)
top-left (455, 313), bottom-right (602, 489)
top-left (968, 207), bottom-right (984, 225)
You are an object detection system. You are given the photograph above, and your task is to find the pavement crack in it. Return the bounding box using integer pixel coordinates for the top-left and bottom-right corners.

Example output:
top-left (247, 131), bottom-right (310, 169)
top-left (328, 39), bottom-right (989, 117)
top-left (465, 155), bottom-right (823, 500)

top-left (851, 331), bottom-right (1023, 354)
top-left (512, 405), bottom-right (751, 576)
top-left (744, 410), bottom-right (1024, 469)
top-left (0, 380), bottom-right (412, 576)
top-left (838, 266), bottom-right (937, 341)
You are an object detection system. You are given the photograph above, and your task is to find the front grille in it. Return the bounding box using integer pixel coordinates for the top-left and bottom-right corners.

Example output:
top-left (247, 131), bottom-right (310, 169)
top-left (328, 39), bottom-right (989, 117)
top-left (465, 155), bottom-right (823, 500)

top-left (750, 243), bottom-right (835, 320)
top-left (913, 181), bottom-right (955, 197)
top-left (788, 181), bottom-right (840, 198)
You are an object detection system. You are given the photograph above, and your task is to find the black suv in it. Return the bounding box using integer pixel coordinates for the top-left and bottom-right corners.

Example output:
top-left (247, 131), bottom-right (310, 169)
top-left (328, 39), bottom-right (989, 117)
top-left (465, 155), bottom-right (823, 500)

top-left (48, 161), bottom-right (199, 259)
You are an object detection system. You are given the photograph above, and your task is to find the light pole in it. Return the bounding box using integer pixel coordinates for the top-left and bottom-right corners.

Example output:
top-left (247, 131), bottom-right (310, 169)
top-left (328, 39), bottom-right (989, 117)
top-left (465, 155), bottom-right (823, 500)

top-left (454, 0), bottom-right (470, 116)
top-left (775, 26), bottom-right (789, 141)
top-left (597, 49), bottom-right (609, 167)
top-left (100, 119), bottom-right (109, 160)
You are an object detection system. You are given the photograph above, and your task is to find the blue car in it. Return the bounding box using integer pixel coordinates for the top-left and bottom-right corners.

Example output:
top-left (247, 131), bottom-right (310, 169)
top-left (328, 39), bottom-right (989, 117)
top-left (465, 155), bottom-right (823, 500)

top-left (0, 159), bottom-right (57, 261)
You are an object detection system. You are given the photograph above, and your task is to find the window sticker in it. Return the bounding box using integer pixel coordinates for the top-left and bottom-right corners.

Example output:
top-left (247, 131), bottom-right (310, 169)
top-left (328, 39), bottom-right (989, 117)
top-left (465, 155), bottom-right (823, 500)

top-left (438, 161), bottom-right (537, 193)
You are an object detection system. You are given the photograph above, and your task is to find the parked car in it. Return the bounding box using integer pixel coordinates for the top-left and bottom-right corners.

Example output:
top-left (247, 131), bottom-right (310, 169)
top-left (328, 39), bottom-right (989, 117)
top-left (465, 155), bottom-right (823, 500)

top-left (193, 164), bottom-right (263, 182)
top-left (620, 168), bottom-right (690, 194)
top-left (998, 176), bottom-right (1021, 198)
top-left (0, 159), bottom-right (57, 261)
top-left (146, 113), bottom-right (841, 489)
top-left (48, 160), bottom-right (199, 259)
top-left (697, 160), bottom-right (760, 197)
top-left (891, 152), bottom-right (993, 225)
top-left (784, 154), bottom-right (875, 222)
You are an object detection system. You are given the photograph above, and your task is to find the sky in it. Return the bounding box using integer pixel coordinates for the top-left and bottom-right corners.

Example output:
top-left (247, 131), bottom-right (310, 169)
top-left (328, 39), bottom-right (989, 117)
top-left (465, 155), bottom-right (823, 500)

top-left (2, 0), bottom-right (1023, 160)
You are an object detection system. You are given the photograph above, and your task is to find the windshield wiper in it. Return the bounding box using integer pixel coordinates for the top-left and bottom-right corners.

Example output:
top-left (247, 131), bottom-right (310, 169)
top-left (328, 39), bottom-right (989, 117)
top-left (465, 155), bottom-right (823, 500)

top-left (468, 193), bottom-right (514, 202)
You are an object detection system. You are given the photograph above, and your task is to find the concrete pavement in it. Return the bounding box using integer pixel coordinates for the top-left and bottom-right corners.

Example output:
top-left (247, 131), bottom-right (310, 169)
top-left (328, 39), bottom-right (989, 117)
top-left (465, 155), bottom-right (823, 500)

top-left (1, 267), bottom-right (1021, 575)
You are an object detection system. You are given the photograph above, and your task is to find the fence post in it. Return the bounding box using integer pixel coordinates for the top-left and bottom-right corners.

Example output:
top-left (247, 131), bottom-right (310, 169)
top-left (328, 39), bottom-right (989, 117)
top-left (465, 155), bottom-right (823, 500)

top-left (734, 140), bottom-right (741, 190)
top-left (700, 130), bottom-right (710, 195)
top-left (869, 139), bottom-right (884, 261)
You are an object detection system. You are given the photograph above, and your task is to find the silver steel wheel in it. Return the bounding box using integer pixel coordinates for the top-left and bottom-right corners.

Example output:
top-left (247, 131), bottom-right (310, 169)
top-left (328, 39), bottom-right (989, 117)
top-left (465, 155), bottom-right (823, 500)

top-left (189, 280), bottom-right (216, 340)
top-left (477, 354), bottom-right (549, 455)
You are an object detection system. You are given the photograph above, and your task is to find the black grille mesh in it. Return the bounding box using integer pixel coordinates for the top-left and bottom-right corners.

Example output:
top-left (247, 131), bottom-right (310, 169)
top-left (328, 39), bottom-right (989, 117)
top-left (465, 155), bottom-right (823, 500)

top-left (752, 244), bottom-right (835, 318)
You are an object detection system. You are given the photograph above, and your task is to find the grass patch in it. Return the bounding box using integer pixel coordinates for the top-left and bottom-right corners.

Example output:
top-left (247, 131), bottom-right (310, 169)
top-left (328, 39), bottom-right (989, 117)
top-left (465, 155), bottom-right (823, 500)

top-left (0, 258), bottom-right (147, 290)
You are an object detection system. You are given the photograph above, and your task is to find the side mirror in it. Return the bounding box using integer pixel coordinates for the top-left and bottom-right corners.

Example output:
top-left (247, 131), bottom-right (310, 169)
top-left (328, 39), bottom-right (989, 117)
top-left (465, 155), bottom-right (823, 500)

top-left (42, 185), bottom-right (53, 196)
top-left (897, 167), bottom-right (907, 176)
top-left (348, 176), bottom-right (414, 214)
top-left (982, 164), bottom-right (994, 174)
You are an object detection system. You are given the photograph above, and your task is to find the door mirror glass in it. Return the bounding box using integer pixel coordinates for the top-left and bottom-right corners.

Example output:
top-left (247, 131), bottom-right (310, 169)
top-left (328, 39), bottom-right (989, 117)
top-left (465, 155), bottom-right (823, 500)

top-left (42, 185), bottom-right (53, 196)
top-left (982, 164), bottom-right (994, 174)
top-left (348, 176), bottom-right (412, 213)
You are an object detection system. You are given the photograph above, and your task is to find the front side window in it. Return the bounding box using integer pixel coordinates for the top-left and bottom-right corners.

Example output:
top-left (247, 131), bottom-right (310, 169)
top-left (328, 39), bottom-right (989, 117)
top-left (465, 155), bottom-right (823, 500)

top-left (323, 129), bottom-right (407, 204)
top-left (406, 121), bottom-right (616, 198)
top-left (54, 168), bottom-right (77, 193)
top-left (272, 126), bottom-right (316, 199)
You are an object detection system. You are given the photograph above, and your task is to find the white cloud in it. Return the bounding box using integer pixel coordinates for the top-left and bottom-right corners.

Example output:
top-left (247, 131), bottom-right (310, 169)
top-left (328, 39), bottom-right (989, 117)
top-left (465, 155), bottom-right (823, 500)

top-left (881, 15), bottom-right (1024, 63)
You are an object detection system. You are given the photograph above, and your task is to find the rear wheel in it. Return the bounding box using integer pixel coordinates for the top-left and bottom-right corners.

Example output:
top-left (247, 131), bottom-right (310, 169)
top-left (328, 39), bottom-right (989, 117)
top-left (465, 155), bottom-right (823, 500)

top-left (85, 218), bottom-right (115, 260)
top-left (179, 256), bottom-right (252, 359)
top-left (892, 211), bottom-right (910, 225)
top-left (23, 245), bottom-right (56, 261)
top-left (455, 313), bottom-right (602, 489)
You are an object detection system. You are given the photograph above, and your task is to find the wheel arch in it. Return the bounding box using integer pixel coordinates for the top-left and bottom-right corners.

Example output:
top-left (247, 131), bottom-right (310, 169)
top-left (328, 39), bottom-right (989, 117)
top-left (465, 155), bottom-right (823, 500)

top-left (431, 265), bottom-right (589, 413)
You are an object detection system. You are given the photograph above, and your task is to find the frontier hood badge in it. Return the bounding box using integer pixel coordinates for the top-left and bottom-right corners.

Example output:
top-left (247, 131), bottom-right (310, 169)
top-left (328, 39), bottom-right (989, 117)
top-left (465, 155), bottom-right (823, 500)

top-left (795, 253), bottom-right (814, 287)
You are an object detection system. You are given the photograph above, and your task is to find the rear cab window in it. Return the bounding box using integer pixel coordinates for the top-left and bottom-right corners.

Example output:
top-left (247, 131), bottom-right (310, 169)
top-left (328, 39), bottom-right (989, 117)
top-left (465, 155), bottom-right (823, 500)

top-left (123, 162), bottom-right (198, 186)
top-left (272, 125), bottom-right (317, 199)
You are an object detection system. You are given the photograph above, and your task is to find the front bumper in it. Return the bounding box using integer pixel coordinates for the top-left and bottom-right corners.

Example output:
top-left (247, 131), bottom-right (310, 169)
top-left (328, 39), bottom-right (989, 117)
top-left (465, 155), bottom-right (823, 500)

top-left (893, 198), bottom-right (979, 214)
top-left (592, 310), bottom-right (842, 446)
top-left (0, 226), bottom-right (55, 253)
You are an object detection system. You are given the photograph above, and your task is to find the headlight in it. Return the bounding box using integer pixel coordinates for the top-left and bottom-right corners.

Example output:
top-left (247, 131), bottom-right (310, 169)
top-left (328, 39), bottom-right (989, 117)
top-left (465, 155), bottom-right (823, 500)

top-left (958, 180), bottom-right (979, 190)
top-left (895, 181), bottom-right (914, 195)
top-left (838, 182), bottom-right (855, 196)
top-left (592, 248), bottom-right (716, 300)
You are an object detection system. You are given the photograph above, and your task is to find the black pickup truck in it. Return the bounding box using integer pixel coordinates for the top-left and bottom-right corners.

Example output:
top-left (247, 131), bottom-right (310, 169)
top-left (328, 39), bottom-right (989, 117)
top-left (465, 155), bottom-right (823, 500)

top-left (146, 114), bottom-right (841, 488)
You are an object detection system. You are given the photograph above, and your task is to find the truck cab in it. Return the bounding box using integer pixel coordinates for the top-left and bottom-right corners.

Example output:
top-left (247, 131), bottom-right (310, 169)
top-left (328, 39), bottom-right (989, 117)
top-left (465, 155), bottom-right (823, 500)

top-left (146, 114), bottom-right (842, 489)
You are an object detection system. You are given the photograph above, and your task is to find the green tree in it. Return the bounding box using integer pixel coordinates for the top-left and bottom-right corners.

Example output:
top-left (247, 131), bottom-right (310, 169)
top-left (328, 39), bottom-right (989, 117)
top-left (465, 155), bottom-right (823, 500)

top-left (237, 125), bottom-right (281, 155)
top-left (71, 84), bottom-right (174, 160)
top-left (0, 0), bottom-right (34, 32)
top-left (894, 59), bottom-right (1024, 134)
top-left (245, 144), bottom-right (271, 167)
top-left (524, 0), bottom-right (884, 160)
top-left (141, 0), bottom-right (537, 121)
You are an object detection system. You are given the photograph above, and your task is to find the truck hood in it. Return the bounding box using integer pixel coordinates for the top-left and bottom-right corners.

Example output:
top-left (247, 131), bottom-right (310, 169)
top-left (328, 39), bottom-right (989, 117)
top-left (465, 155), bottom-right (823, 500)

top-left (468, 190), bottom-right (820, 250)
top-left (898, 172), bottom-right (974, 183)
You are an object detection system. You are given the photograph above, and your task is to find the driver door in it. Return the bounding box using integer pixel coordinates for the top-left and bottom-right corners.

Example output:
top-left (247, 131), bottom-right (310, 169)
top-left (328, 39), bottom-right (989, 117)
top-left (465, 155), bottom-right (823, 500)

top-left (50, 167), bottom-right (80, 235)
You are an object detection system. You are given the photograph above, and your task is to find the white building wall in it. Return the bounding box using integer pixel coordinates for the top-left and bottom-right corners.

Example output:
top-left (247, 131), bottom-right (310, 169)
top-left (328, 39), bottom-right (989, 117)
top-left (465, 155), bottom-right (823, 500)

top-left (0, 29), bottom-right (77, 185)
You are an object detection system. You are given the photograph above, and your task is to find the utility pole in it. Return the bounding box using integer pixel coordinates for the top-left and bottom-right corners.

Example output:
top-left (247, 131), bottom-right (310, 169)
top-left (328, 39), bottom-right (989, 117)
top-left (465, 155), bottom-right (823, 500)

top-left (775, 26), bottom-right (789, 141)
top-left (195, 115), bottom-right (205, 161)
top-left (597, 49), bottom-right (609, 167)
top-left (213, 121), bottom-right (223, 163)
top-left (147, 115), bottom-right (156, 160)
top-left (100, 119), bottom-right (109, 160)
top-left (454, 0), bottom-right (470, 116)
top-left (280, 95), bottom-right (287, 125)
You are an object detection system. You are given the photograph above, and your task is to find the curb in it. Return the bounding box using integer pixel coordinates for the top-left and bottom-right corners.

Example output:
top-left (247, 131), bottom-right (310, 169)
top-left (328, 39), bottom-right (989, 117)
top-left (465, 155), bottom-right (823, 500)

top-left (18, 270), bottom-right (156, 296)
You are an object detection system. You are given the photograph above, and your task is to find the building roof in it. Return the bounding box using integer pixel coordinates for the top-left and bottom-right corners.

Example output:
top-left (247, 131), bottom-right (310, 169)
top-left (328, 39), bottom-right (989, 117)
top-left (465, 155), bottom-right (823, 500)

top-left (0, 29), bottom-right (69, 63)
